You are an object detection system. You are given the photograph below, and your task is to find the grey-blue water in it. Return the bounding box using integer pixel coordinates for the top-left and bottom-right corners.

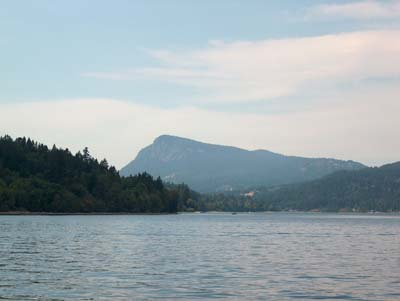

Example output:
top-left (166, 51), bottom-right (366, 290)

top-left (0, 213), bottom-right (399, 301)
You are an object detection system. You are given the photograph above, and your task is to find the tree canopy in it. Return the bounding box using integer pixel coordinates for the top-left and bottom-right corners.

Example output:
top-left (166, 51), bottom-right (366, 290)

top-left (0, 135), bottom-right (178, 213)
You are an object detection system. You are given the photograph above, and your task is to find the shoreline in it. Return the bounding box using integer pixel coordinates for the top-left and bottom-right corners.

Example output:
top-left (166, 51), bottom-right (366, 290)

top-left (0, 211), bottom-right (177, 216)
top-left (0, 211), bottom-right (398, 216)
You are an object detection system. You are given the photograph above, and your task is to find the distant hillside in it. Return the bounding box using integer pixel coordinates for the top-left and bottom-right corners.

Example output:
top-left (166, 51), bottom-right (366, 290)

top-left (120, 135), bottom-right (366, 192)
top-left (0, 136), bottom-right (179, 213)
top-left (254, 162), bottom-right (400, 212)
top-left (188, 162), bottom-right (400, 212)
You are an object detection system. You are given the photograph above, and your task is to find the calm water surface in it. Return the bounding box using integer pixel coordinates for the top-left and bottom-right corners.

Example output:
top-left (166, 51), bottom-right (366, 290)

top-left (0, 213), bottom-right (399, 300)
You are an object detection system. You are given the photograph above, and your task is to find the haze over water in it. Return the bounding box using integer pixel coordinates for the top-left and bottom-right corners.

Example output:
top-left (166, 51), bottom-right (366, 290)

top-left (1, 213), bottom-right (399, 300)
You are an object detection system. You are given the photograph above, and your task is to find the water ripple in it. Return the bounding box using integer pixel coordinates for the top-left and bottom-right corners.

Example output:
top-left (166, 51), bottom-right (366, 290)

top-left (0, 213), bottom-right (399, 300)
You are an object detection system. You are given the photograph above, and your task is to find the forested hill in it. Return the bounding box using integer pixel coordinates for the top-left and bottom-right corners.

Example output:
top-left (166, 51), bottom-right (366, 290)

top-left (0, 136), bottom-right (178, 213)
top-left (259, 162), bottom-right (400, 212)
top-left (190, 162), bottom-right (400, 212)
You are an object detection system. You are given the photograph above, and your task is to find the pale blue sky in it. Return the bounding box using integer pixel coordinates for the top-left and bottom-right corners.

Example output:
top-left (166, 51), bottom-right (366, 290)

top-left (1, 0), bottom-right (390, 105)
top-left (1, 1), bottom-right (400, 167)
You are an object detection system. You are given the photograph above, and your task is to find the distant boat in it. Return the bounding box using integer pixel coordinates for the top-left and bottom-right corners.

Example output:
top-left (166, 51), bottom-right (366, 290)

top-left (232, 212), bottom-right (237, 215)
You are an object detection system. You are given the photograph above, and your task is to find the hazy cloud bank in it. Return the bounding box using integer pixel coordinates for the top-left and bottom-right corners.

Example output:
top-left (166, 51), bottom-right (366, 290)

top-left (1, 83), bottom-right (399, 168)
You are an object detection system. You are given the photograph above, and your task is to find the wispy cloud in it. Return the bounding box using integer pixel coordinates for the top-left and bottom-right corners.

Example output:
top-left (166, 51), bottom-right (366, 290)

top-left (308, 1), bottom-right (400, 20)
top-left (83, 30), bottom-right (400, 103)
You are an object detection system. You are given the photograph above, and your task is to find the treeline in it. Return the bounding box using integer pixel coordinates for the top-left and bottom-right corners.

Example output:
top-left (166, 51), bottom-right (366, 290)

top-left (186, 163), bottom-right (400, 212)
top-left (2, 135), bottom-right (399, 213)
top-left (0, 136), bottom-right (179, 213)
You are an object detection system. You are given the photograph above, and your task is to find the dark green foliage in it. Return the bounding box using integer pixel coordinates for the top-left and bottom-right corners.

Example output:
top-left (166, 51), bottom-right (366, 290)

top-left (0, 135), bottom-right (178, 213)
top-left (164, 183), bottom-right (200, 211)
top-left (260, 163), bottom-right (400, 212)
top-left (190, 163), bottom-right (400, 212)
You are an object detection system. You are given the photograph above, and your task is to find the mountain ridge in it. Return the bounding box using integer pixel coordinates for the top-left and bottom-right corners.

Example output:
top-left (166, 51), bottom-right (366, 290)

top-left (120, 135), bottom-right (366, 192)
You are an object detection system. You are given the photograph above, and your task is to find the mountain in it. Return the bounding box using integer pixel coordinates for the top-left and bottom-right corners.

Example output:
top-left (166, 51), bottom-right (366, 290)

top-left (120, 135), bottom-right (366, 192)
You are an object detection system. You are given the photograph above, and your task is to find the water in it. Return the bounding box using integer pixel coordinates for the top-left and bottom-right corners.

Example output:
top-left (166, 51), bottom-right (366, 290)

top-left (0, 213), bottom-right (399, 300)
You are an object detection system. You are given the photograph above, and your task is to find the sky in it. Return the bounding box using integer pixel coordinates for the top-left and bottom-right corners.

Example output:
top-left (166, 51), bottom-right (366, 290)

top-left (1, 0), bottom-right (400, 168)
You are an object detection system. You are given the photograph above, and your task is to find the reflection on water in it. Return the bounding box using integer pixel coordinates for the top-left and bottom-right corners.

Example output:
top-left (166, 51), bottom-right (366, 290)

top-left (0, 213), bottom-right (399, 300)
